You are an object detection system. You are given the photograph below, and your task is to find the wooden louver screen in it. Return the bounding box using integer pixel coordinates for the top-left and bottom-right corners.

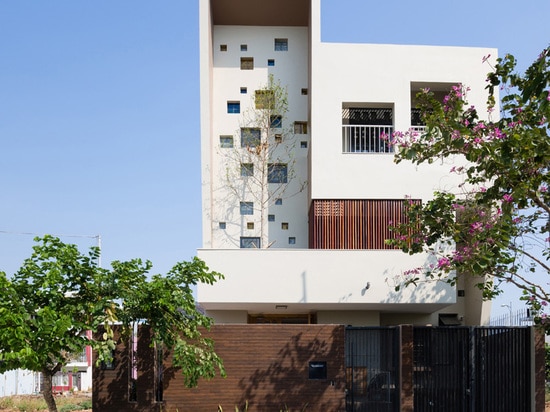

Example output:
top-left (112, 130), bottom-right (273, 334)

top-left (309, 199), bottom-right (420, 249)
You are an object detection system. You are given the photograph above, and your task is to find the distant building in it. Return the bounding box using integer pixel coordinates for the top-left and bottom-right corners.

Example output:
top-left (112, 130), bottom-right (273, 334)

top-left (197, 0), bottom-right (496, 327)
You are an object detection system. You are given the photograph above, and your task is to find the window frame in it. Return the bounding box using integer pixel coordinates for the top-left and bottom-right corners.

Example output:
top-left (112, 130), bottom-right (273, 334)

top-left (220, 135), bottom-right (234, 148)
top-left (227, 101), bottom-right (240, 114)
top-left (240, 163), bottom-right (254, 177)
top-left (274, 38), bottom-right (288, 51)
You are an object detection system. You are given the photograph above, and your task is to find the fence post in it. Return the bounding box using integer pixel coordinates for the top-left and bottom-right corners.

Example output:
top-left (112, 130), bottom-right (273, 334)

top-left (533, 327), bottom-right (545, 412)
top-left (399, 325), bottom-right (414, 412)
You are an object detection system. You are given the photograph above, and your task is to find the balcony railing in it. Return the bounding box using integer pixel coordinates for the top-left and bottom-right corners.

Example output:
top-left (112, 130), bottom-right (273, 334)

top-left (342, 125), bottom-right (394, 153)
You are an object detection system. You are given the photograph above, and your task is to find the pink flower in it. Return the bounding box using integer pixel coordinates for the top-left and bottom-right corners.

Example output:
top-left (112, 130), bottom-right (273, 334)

top-left (437, 257), bottom-right (451, 269)
top-left (502, 194), bottom-right (513, 203)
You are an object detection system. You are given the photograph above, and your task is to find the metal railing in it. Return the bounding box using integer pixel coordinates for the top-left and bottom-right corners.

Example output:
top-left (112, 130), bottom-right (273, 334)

top-left (342, 125), bottom-right (394, 153)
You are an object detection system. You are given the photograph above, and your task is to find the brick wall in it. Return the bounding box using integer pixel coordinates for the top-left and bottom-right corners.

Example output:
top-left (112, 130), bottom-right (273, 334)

top-left (94, 324), bottom-right (346, 411)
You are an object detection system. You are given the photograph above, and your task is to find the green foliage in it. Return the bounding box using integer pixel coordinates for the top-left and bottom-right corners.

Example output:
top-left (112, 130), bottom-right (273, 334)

top-left (388, 47), bottom-right (549, 308)
top-left (0, 236), bottom-right (225, 412)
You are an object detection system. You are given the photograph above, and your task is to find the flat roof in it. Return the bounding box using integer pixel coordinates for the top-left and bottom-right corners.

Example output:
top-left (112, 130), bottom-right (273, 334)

top-left (211, 0), bottom-right (309, 27)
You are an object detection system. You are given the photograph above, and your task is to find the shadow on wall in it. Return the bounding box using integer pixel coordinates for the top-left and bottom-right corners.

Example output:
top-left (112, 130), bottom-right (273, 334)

top-left (235, 326), bottom-right (346, 411)
top-left (383, 250), bottom-right (455, 305)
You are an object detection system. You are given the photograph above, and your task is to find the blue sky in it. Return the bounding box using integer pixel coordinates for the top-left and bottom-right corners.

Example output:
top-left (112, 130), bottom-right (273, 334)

top-left (1, 1), bottom-right (548, 316)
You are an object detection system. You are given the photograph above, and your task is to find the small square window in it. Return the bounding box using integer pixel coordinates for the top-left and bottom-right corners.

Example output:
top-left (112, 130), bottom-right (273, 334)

top-left (275, 198), bottom-right (283, 205)
top-left (247, 222), bottom-right (254, 230)
top-left (240, 237), bottom-right (260, 248)
top-left (241, 128), bottom-right (261, 147)
top-left (220, 44), bottom-right (227, 51)
top-left (241, 57), bottom-right (254, 70)
top-left (274, 38), bottom-right (288, 51)
top-left (268, 214), bottom-right (275, 222)
top-left (288, 237), bottom-right (296, 245)
top-left (240, 202), bottom-right (254, 215)
top-left (268, 163), bottom-right (287, 184)
top-left (301, 88), bottom-right (308, 95)
top-left (300, 141), bottom-right (308, 148)
top-left (281, 222), bottom-right (289, 230)
top-left (268, 59), bottom-right (275, 67)
top-left (241, 163), bottom-right (254, 177)
top-left (270, 115), bottom-right (282, 128)
top-left (240, 44), bottom-right (247, 51)
top-left (220, 135), bottom-right (234, 148)
top-left (227, 101), bottom-right (240, 114)
top-left (240, 87), bottom-right (247, 94)
top-left (275, 134), bottom-right (282, 143)
top-left (219, 222), bottom-right (226, 229)
top-left (294, 121), bottom-right (308, 134)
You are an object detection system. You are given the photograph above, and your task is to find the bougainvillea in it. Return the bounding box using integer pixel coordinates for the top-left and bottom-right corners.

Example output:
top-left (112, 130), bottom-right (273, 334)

top-left (387, 47), bottom-right (549, 326)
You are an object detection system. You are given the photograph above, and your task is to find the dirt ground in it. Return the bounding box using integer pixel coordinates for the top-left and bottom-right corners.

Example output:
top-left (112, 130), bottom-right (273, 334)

top-left (0, 392), bottom-right (91, 412)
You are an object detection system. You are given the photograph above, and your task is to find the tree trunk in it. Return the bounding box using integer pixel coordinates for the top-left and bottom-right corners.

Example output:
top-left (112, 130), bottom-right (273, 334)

top-left (41, 371), bottom-right (58, 412)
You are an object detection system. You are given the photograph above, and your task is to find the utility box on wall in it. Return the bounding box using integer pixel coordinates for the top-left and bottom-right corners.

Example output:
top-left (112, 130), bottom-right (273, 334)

top-left (308, 361), bottom-right (327, 379)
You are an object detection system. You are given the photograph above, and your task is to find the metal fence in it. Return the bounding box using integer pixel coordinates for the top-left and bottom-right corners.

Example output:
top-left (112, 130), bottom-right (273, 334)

top-left (346, 326), bottom-right (533, 412)
top-left (345, 327), bottom-right (399, 412)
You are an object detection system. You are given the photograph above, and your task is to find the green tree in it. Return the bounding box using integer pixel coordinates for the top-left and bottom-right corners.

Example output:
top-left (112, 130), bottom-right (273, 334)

top-left (0, 235), bottom-right (225, 412)
top-left (387, 48), bottom-right (549, 319)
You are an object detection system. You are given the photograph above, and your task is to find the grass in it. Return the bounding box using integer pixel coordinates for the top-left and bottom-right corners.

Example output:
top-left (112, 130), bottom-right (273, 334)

top-left (0, 393), bottom-right (91, 412)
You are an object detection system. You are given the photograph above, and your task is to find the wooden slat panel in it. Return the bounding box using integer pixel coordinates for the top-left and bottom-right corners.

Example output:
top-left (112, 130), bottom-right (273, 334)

top-left (309, 199), bottom-right (421, 249)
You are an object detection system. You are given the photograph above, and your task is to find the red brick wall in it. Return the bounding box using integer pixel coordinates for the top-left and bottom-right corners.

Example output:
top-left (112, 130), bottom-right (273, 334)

top-left (94, 324), bottom-right (346, 411)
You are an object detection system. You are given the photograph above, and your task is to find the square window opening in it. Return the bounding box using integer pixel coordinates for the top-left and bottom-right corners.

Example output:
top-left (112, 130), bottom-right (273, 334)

top-left (240, 201), bottom-right (254, 215)
top-left (268, 59), bottom-right (275, 66)
top-left (227, 101), bottom-right (240, 114)
top-left (241, 163), bottom-right (254, 177)
top-left (270, 115), bottom-right (282, 128)
top-left (275, 198), bottom-right (283, 205)
top-left (240, 237), bottom-right (260, 248)
top-left (301, 88), bottom-right (308, 95)
top-left (274, 38), bottom-right (288, 51)
top-left (255, 89), bottom-right (274, 109)
top-left (219, 222), bottom-right (226, 229)
top-left (241, 128), bottom-right (261, 147)
top-left (240, 87), bottom-right (247, 94)
top-left (268, 214), bottom-right (275, 222)
top-left (220, 44), bottom-right (227, 52)
top-left (220, 135), bottom-right (234, 148)
top-left (268, 163), bottom-right (288, 183)
top-left (294, 121), bottom-right (308, 134)
top-left (240, 44), bottom-right (247, 51)
top-left (275, 134), bottom-right (282, 143)
top-left (241, 57), bottom-right (254, 70)
top-left (281, 222), bottom-right (289, 230)
top-left (300, 141), bottom-right (308, 148)
top-left (289, 237), bottom-right (296, 245)
top-left (247, 222), bottom-right (254, 230)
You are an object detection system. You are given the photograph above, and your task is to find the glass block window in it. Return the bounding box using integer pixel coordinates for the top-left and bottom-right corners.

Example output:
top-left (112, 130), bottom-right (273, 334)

top-left (274, 38), bottom-right (288, 51)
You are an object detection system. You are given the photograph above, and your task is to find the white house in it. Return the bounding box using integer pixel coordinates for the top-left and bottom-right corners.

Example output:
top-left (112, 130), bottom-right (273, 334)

top-left (197, 0), bottom-right (496, 327)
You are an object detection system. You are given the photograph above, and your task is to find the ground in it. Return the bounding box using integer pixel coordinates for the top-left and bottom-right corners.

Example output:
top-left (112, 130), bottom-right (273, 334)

top-left (0, 392), bottom-right (91, 412)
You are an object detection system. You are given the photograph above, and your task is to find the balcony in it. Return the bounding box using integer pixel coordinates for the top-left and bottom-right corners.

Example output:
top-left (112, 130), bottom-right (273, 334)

top-left (342, 125), bottom-right (394, 153)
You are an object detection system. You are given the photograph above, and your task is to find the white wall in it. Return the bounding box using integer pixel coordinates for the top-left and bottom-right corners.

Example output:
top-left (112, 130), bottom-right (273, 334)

top-left (208, 26), bottom-right (310, 249)
top-left (309, 41), bottom-right (497, 200)
top-left (0, 370), bottom-right (37, 396)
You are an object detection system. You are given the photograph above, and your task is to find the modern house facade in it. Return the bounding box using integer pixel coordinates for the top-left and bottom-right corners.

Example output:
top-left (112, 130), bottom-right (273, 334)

top-left (197, 0), bottom-right (497, 327)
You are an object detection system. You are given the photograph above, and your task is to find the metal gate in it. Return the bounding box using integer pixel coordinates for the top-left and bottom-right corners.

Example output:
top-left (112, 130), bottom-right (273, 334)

top-left (414, 327), bottom-right (531, 412)
top-left (346, 326), bottom-right (532, 411)
top-left (345, 327), bottom-right (400, 412)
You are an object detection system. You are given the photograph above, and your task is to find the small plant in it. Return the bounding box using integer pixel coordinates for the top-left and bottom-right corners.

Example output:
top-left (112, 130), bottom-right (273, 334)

top-left (218, 400), bottom-right (248, 412)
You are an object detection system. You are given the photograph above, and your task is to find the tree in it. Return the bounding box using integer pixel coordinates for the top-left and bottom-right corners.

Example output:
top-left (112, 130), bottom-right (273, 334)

top-left (387, 47), bottom-right (549, 321)
top-left (222, 75), bottom-right (307, 248)
top-left (0, 235), bottom-right (225, 412)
